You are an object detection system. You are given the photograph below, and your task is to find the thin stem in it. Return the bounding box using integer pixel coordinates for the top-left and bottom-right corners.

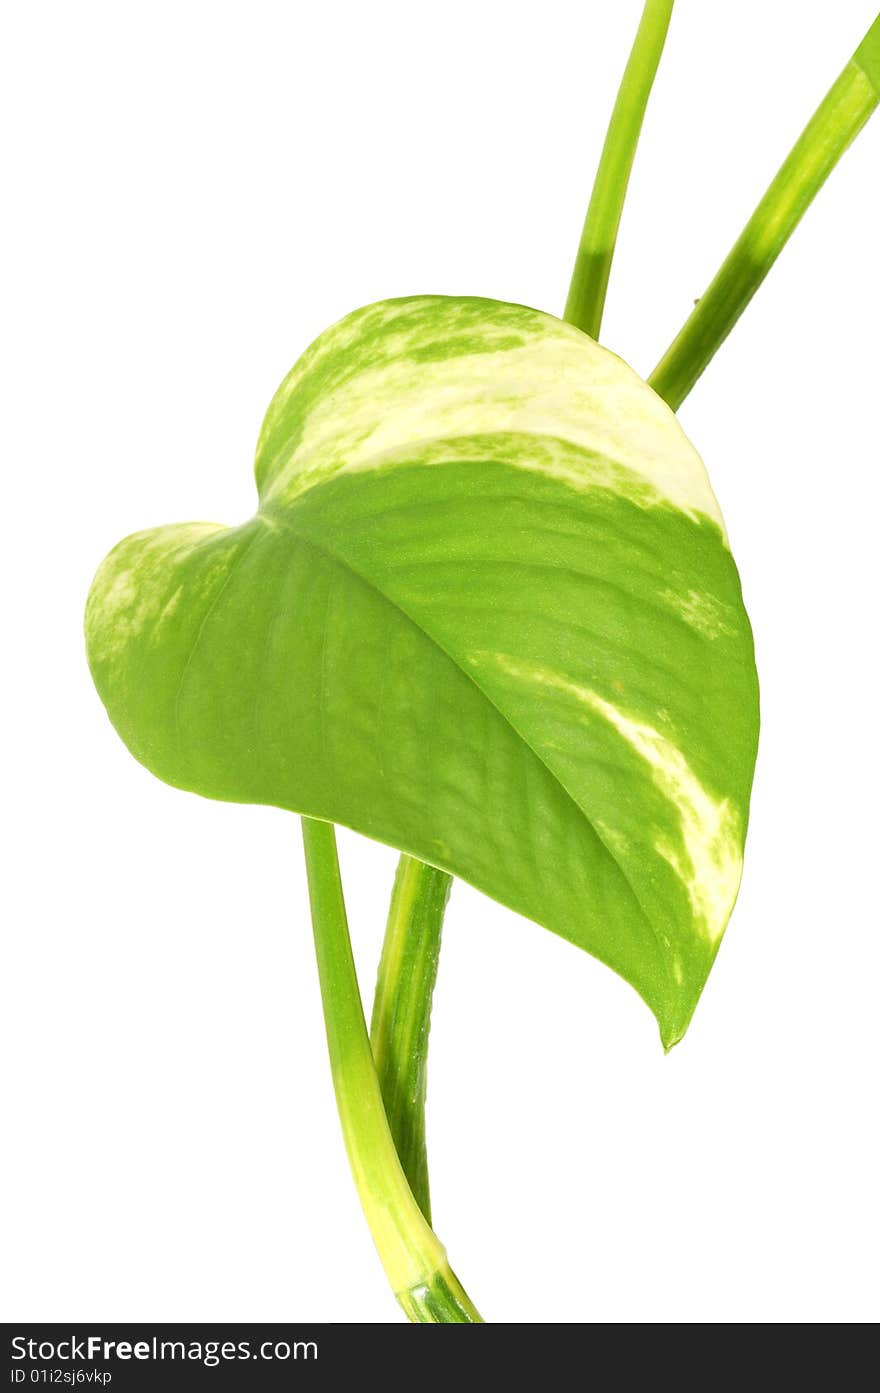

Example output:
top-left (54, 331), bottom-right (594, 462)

top-left (370, 856), bottom-right (451, 1223)
top-left (650, 15), bottom-right (880, 411)
top-left (301, 817), bottom-right (481, 1323)
top-left (564, 0), bottom-right (675, 338)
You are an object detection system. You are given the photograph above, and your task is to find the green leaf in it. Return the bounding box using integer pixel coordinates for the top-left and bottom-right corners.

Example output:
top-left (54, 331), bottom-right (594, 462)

top-left (85, 296), bottom-right (759, 1047)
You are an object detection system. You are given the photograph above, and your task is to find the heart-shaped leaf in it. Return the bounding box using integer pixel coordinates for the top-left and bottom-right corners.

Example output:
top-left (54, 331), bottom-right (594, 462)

top-left (86, 296), bottom-right (759, 1046)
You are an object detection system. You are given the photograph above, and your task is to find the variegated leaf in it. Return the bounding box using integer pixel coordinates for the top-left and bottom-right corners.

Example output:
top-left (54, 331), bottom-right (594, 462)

top-left (86, 296), bottom-right (759, 1046)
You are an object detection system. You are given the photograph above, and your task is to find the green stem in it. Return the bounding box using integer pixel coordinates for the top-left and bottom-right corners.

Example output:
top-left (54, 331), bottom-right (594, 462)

top-left (301, 817), bottom-right (481, 1323)
top-left (650, 15), bottom-right (880, 411)
top-left (370, 856), bottom-right (451, 1224)
top-left (564, 0), bottom-right (675, 338)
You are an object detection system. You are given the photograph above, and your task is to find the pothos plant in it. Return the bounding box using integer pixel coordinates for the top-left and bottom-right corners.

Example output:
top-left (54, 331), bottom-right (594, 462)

top-left (85, 4), bottom-right (879, 1322)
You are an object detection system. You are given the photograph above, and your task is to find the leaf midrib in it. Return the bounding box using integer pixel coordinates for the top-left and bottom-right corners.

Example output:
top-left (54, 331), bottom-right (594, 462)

top-left (249, 506), bottom-right (667, 974)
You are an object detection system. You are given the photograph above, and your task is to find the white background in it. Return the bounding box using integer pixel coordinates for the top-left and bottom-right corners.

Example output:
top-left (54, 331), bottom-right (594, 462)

top-left (2, 0), bottom-right (878, 1324)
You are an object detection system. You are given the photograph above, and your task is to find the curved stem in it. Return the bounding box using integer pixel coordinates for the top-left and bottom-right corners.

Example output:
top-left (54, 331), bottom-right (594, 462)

top-left (301, 817), bottom-right (481, 1323)
top-left (564, 0), bottom-right (675, 338)
top-left (650, 15), bottom-right (880, 410)
top-left (370, 856), bottom-right (451, 1223)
